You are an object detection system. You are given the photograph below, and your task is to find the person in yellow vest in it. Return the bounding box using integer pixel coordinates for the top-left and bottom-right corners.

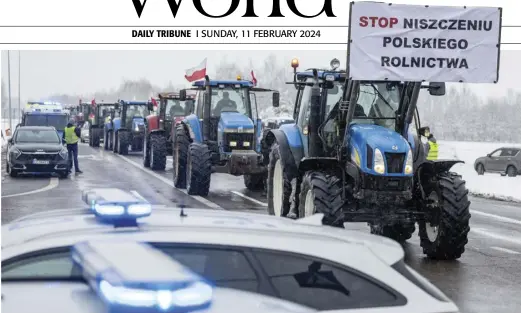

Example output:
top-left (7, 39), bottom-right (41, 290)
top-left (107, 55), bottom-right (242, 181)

top-left (62, 118), bottom-right (83, 174)
top-left (423, 127), bottom-right (438, 160)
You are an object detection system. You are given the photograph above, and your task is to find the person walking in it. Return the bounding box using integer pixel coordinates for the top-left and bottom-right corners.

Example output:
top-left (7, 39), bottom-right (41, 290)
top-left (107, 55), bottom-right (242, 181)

top-left (63, 118), bottom-right (83, 174)
top-left (423, 127), bottom-right (438, 160)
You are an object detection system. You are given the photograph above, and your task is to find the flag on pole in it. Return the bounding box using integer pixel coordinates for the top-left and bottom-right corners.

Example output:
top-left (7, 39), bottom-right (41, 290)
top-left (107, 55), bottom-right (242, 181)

top-left (151, 97), bottom-right (158, 107)
top-left (251, 70), bottom-right (257, 86)
top-left (185, 58), bottom-right (207, 82)
top-left (91, 99), bottom-right (96, 106)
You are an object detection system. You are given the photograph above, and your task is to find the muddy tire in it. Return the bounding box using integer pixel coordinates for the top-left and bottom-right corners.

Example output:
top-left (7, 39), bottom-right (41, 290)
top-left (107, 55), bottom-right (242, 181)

top-left (298, 171), bottom-right (345, 228)
top-left (419, 172), bottom-right (471, 260)
top-left (117, 131), bottom-right (129, 155)
top-left (173, 125), bottom-right (190, 188)
top-left (186, 143), bottom-right (212, 196)
top-left (104, 130), bottom-right (111, 150)
top-left (244, 173), bottom-right (266, 191)
top-left (267, 143), bottom-right (293, 217)
top-left (476, 163), bottom-right (485, 175)
top-left (150, 133), bottom-right (167, 171)
top-left (507, 165), bottom-right (517, 177)
top-left (143, 134), bottom-right (150, 167)
top-left (370, 222), bottom-right (416, 243)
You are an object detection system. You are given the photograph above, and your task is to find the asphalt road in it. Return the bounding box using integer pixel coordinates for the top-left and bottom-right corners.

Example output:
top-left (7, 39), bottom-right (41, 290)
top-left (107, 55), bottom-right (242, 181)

top-left (2, 142), bottom-right (521, 313)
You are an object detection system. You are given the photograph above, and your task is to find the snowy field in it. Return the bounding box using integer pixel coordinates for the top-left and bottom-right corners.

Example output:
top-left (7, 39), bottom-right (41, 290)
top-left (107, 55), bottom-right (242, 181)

top-left (1, 118), bottom-right (519, 202)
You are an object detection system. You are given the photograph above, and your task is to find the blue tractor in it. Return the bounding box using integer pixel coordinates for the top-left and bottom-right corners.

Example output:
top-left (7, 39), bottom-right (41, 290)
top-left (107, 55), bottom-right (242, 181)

top-left (264, 58), bottom-right (471, 260)
top-left (104, 100), bottom-right (152, 155)
top-left (175, 75), bottom-right (280, 196)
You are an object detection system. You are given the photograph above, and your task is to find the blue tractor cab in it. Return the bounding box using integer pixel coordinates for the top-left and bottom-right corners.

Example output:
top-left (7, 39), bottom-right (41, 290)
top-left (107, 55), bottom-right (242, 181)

top-left (174, 76), bottom-right (280, 196)
top-left (87, 101), bottom-right (115, 148)
top-left (20, 102), bottom-right (69, 138)
top-left (104, 100), bottom-right (152, 155)
top-left (263, 56), bottom-right (475, 261)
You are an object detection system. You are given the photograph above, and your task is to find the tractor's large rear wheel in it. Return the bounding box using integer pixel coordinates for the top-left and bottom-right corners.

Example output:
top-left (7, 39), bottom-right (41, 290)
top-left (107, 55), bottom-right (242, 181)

top-left (244, 173), bottom-right (266, 191)
top-left (297, 171), bottom-right (345, 228)
top-left (104, 130), bottom-right (111, 150)
top-left (370, 222), bottom-right (416, 243)
top-left (173, 125), bottom-right (190, 188)
top-left (418, 172), bottom-right (471, 260)
top-left (186, 143), bottom-right (212, 196)
top-left (117, 131), bottom-right (130, 155)
top-left (143, 134), bottom-right (150, 167)
top-left (267, 143), bottom-right (293, 217)
top-left (150, 133), bottom-right (167, 171)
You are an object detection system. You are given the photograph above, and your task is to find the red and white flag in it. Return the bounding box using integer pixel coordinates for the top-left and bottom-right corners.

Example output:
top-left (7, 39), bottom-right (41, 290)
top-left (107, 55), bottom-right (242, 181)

top-left (151, 97), bottom-right (158, 107)
top-left (91, 99), bottom-right (96, 106)
top-left (251, 70), bottom-right (257, 86)
top-left (185, 58), bottom-right (207, 82)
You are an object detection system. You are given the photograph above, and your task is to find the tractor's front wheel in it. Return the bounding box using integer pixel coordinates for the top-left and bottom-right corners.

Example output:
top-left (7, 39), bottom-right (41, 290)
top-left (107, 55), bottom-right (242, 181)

top-left (418, 172), bottom-right (471, 260)
top-left (244, 173), bottom-right (266, 191)
top-left (186, 143), bottom-right (211, 196)
top-left (173, 125), bottom-right (190, 188)
top-left (117, 131), bottom-right (130, 155)
top-left (297, 171), bottom-right (345, 228)
top-left (267, 143), bottom-right (293, 217)
top-left (150, 134), bottom-right (167, 171)
top-left (104, 130), bottom-right (111, 150)
top-left (370, 222), bottom-right (416, 243)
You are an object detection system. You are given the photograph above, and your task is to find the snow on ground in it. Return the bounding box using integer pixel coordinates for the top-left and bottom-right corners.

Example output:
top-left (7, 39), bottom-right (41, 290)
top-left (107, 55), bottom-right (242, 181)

top-left (438, 140), bottom-right (521, 202)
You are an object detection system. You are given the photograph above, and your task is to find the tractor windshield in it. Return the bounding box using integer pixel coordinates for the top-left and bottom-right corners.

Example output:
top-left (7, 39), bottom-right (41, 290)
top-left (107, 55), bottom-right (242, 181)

top-left (352, 82), bottom-right (401, 130)
top-left (166, 99), bottom-right (192, 118)
top-left (126, 105), bottom-right (149, 118)
top-left (211, 87), bottom-right (251, 118)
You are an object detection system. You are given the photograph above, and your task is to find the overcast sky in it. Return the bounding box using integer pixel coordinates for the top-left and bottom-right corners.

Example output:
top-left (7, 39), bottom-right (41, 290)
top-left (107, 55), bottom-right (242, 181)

top-left (1, 50), bottom-right (520, 101)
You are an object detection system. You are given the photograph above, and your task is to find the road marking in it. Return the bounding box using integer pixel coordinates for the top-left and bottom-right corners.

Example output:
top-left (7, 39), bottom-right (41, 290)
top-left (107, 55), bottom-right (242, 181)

top-left (471, 228), bottom-right (521, 246)
top-left (131, 190), bottom-right (148, 202)
top-left (470, 210), bottom-right (521, 226)
top-left (231, 191), bottom-right (267, 207)
top-left (490, 246), bottom-right (520, 255)
top-left (115, 155), bottom-right (224, 210)
top-left (2, 177), bottom-right (59, 198)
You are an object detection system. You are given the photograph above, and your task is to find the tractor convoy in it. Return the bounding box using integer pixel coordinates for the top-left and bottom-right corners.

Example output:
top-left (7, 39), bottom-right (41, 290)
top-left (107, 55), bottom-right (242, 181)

top-left (76, 1), bottom-right (502, 261)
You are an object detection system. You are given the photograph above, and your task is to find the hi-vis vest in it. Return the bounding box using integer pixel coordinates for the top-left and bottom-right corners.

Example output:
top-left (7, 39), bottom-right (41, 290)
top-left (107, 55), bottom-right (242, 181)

top-left (427, 141), bottom-right (439, 160)
top-left (64, 126), bottom-right (79, 144)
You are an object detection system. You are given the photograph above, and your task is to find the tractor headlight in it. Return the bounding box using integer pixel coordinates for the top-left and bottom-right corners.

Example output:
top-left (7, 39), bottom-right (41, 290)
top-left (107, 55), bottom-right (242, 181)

top-left (242, 141), bottom-right (250, 147)
top-left (351, 149), bottom-right (361, 167)
top-left (229, 141), bottom-right (237, 147)
top-left (59, 147), bottom-right (68, 159)
top-left (374, 148), bottom-right (385, 174)
top-left (405, 147), bottom-right (413, 174)
top-left (134, 125), bottom-right (140, 131)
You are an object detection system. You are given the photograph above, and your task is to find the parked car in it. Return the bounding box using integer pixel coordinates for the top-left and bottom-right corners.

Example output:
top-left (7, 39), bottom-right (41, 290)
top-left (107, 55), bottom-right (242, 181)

top-left (474, 147), bottom-right (521, 177)
top-left (80, 121), bottom-right (90, 143)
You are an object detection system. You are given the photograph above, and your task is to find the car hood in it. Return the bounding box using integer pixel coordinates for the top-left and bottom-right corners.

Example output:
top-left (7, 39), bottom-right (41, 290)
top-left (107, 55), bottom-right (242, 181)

top-left (14, 143), bottom-right (63, 153)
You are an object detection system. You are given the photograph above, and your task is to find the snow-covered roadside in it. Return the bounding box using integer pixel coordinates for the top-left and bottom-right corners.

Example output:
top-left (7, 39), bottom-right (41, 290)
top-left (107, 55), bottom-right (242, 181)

top-left (438, 140), bottom-right (521, 202)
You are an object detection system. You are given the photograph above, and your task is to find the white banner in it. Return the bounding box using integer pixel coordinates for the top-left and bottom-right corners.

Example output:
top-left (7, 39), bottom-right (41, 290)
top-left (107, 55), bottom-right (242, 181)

top-left (348, 2), bottom-right (502, 83)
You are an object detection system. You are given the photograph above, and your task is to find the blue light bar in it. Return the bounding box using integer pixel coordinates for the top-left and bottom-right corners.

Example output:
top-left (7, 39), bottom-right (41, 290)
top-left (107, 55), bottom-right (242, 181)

top-left (71, 241), bottom-right (214, 313)
top-left (82, 188), bottom-right (152, 224)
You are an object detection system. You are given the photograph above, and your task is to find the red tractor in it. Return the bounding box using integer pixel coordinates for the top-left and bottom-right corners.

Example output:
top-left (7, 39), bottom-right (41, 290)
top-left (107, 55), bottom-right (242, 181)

top-left (142, 92), bottom-right (195, 170)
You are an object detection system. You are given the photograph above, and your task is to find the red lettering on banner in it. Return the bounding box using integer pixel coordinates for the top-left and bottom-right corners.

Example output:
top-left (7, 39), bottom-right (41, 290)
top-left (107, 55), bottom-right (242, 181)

top-left (359, 16), bottom-right (398, 28)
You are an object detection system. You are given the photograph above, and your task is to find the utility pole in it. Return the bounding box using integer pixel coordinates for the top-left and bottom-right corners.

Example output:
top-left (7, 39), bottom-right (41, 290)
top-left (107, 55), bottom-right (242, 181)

top-left (18, 51), bottom-right (21, 124)
top-left (7, 50), bottom-right (12, 132)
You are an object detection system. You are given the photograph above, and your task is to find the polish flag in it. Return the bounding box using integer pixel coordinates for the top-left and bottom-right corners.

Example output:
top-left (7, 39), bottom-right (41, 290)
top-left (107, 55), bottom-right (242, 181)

top-left (91, 99), bottom-right (96, 106)
top-left (185, 58), bottom-right (207, 82)
top-left (251, 70), bottom-right (257, 86)
top-left (151, 97), bottom-right (158, 107)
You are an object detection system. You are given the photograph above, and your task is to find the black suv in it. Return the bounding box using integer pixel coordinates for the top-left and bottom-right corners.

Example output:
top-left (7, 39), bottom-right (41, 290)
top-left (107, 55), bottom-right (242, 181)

top-left (5, 126), bottom-right (70, 178)
top-left (474, 147), bottom-right (521, 177)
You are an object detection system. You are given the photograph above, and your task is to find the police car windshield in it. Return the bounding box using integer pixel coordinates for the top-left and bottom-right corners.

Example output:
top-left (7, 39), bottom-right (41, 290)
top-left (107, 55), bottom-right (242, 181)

top-left (15, 129), bottom-right (60, 143)
top-left (211, 87), bottom-right (251, 117)
top-left (25, 115), bottom-right (69, 131)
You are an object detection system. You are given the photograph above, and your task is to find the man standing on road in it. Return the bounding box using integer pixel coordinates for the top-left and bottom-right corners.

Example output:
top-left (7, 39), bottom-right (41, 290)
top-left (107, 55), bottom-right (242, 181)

top-left (423, 127), bottom-right (438, 160)
top-left (63, 118), bottom-right (83, 174)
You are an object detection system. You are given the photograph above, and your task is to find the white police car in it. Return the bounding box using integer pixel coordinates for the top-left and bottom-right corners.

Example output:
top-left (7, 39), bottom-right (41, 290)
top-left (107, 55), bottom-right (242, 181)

top-left (1, 188), bottom-right (459, 313)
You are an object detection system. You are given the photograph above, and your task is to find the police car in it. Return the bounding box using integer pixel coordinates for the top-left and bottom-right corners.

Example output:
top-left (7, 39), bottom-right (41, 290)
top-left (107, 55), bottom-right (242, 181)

top-left (1, 189), bottom-right (459, 313)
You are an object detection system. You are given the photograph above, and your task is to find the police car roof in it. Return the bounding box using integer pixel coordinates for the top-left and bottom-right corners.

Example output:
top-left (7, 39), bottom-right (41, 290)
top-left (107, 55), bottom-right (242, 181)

top-left (296, 71), bottom-right (346, 80)
top-left (119, 100), bottom-right (150, 105)
top-left (2, 207), bottom-right (403, 266)
top-left (2, 283), bottom-right (315, 313)
top-left (192, 80), bottom-right (253, 87)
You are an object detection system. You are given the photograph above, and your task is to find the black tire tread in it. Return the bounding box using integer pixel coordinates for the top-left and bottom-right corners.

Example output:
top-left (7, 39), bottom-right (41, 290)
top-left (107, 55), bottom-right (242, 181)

top-left (507, 165), bottom-right (517, 177)
top-left (419, 172), bottom-right (471, 260)
top-left (476, 163), bottom-right (485, 175)
top-left (298, 171), bottom-right (345, 227)
top-left (150, 134), bottom-right (167, 171)
top-left (370, 223), bottom-right (416, 242)
top-left (173, 125), bottom-right (190, 188)
top-left (118, 131), bottom-right (129, 155)
top-left (244, 173), bottom-right (266, 191)
top-left (186, 143), bottom-right (212, 196)
top-left (143, 134), bottom-right (150, 167)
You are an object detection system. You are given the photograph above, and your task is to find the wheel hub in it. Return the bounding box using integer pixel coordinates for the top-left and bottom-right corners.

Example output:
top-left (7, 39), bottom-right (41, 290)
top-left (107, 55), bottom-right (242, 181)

top-left (304, 189), bottom-right (315, 217)
top-left (425, 191), bottom-right (441, 242)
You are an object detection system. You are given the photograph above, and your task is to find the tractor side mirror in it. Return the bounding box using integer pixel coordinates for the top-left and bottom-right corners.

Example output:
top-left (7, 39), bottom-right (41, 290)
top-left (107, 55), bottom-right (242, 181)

top-left (179, 89), bottom-right (187, 101)
top-left (147, 102), bottom-right (154, 111)
top-left (428, 82), bottom-right (446, 96)
top-left (272, 91), bottom-right (280, 108)
top-left (418, 126), bottom-right (430, 137)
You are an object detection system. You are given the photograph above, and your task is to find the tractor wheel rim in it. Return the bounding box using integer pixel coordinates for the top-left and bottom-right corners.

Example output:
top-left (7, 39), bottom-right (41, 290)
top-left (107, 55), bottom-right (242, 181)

top-left (186, 152), bottom-right (192, 188)
top-left (426, 191), bottom-right (440, 242)
top-left (143, 137), bottom-right (146, 160)
top-left (273, 159), bottom-right (283, 216)
top-left (304, 189), bottom-right (315, 217)
top-left (150, 144), bottom-right (154, 164)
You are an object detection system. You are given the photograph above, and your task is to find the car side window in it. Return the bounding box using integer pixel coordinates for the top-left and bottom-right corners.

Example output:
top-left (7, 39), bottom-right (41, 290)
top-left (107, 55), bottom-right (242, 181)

top-left (2, 251), bottom-right (74, 279)
top-left (499, 149), bottom-right (512, 157)
top-left (512, 149), bottom-right (520, 157)
top-left (253, 250), bottom-right (402, 311)
top-left (490, 149), bottom-right (502, 157)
